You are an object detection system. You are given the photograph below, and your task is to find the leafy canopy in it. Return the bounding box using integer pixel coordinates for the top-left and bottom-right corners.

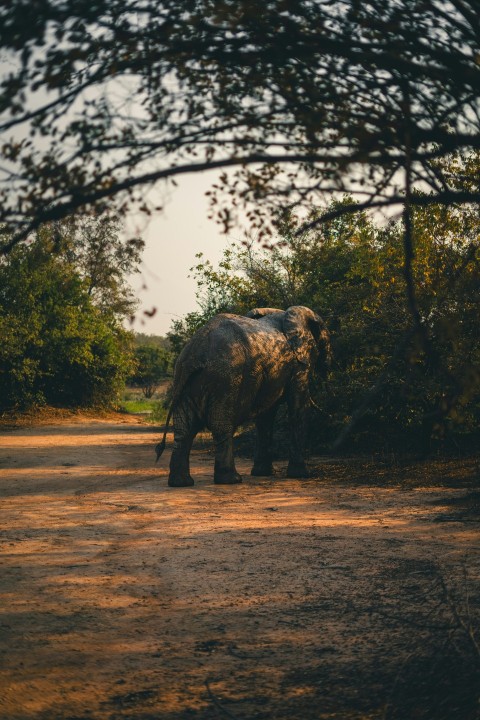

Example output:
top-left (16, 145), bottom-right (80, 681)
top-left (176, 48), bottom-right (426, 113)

top-left (1, 1), bottom-right (479, 250)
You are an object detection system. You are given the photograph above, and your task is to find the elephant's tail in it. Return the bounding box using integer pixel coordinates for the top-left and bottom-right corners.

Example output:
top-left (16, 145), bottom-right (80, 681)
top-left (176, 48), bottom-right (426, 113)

top-left (154, 363), bottom-right (201, 462)
top-left (155, 404), bottom-right (174, 463)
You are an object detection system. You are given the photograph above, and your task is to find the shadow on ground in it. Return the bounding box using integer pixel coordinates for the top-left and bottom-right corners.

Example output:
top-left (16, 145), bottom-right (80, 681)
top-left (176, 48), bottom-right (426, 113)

top-left (0, 420), bottom-right (479, 719)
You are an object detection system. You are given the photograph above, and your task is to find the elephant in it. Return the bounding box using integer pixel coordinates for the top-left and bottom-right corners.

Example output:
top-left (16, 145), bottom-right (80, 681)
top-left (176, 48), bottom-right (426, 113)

top-left (155, 306), bottom-right (331, 487)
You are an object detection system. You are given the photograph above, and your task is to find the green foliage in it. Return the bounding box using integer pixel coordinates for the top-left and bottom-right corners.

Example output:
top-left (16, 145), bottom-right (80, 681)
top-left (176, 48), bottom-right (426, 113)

top-left (134, 333), bottom-right (171, 350)
top-left (41, 214), bottom-right (144, 318)
top-left (0, 216), bottom-right (138, 411)
top-left (129, 345), bottom-right (173, 398)
top-left (169, 193), bottom-right (480, 452)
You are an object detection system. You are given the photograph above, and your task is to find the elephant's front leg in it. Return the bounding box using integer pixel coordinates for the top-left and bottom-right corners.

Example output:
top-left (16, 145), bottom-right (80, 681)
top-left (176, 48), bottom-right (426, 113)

top-left (251, 404), bottom-right (278, 476)
top-left (286, 377), bottom-right (309, 478)
top-left (212, 431), bottom-right (242, 484)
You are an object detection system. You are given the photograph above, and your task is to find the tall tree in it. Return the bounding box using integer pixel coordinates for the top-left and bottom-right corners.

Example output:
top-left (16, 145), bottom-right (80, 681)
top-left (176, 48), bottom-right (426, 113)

top-left (0, 1), bottom-right (479, 252)
top-left (40, 214), bottom-right (144, 317)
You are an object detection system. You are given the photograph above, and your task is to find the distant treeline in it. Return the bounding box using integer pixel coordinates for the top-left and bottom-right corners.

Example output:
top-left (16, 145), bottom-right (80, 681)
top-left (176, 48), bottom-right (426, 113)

top-left (134, 333), bottom-right (171, 351)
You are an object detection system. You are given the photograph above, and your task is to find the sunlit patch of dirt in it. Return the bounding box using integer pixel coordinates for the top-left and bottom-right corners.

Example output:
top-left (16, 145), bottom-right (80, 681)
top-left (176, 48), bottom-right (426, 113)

top-left (0, 419), bottom-right (479, 720)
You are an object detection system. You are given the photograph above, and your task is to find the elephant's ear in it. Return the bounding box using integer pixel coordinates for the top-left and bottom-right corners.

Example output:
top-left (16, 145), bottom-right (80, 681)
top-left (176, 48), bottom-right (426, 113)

top-left (283, 306), bottom-right (323, 366)
top-left (246, 307), bottom-right (284, 319)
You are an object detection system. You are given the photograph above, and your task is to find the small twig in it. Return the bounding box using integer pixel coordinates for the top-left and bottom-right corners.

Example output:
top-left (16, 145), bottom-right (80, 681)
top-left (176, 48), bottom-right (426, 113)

top-left (382, 560), bottom-right (480, 719)
top-left (438, 572), bottom-right (480, 663)
top-left (205, 680), bottom-right (243, 720)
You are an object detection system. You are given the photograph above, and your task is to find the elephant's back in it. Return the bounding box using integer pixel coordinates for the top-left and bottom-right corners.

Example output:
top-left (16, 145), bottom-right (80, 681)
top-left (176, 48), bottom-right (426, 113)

top-left (205, 314), bottom-right (290, 366)
top-left (176, 314), bottom-right (251, 368)
top-left (173, 313), bottom-right (294, 424)
top-left (172, 314), bottom-right (251, 401)
top-left (210, 315), bottom-right (294, 421)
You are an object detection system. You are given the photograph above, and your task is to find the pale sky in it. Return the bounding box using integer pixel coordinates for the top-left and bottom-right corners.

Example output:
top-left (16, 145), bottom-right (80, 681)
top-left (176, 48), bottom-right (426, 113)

top-left (127, 171), bottom-right (238, 337)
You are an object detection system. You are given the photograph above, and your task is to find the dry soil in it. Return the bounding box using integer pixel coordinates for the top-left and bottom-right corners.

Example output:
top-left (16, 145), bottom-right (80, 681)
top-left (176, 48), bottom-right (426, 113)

top-left (1, 417), bottom-right (479, 720)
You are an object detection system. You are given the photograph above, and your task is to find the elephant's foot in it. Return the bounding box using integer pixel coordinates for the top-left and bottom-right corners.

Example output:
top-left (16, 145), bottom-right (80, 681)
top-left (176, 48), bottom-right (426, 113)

top-left (251, 463), bottom-right (274, 477)
top-left (168, 474), bottom-right (195, 487)
top-left (214, 471), bottom-right (243, 485)
top-left (286, 461), bottom-right (309, 479)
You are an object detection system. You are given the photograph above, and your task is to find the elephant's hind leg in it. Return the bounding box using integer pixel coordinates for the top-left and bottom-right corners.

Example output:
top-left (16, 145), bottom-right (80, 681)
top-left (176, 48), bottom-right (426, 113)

top-left (168, 406), bottom-right (200, 487)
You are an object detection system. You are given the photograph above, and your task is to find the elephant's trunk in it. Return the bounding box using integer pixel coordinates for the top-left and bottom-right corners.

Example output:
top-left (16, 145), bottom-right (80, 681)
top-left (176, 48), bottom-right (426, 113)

top-left (316, 326), bottom-right (332, 377)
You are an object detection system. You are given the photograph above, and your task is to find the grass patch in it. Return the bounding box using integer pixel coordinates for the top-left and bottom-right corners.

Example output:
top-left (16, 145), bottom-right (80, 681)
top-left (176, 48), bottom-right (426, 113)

top-left (119, 386), bottom-right (169, 424)
top-left (121, 399), bottom-right (156, 414)
top-left (119, 399), bottom-right (168, 424)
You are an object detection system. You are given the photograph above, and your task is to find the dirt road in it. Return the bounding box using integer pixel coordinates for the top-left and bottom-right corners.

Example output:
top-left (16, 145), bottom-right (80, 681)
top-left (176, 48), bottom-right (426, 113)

top-left (1, 418), bottom-right (479, 719)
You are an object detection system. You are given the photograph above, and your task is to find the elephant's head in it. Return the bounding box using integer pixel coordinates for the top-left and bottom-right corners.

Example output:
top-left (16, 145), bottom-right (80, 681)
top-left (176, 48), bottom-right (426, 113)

top-left (247, 305), bottom-right (332, 371)
top-left (282, 306), bottom-right (331, 370)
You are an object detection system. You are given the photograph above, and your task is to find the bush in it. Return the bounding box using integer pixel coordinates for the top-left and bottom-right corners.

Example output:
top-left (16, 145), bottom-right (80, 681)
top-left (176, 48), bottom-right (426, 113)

top-left (0, 220), bottom-right (137, 411)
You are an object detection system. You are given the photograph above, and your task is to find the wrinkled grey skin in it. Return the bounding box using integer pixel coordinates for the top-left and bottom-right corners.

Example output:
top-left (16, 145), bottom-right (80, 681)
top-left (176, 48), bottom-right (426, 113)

top-left (156, 306), bottom-right (331, 487)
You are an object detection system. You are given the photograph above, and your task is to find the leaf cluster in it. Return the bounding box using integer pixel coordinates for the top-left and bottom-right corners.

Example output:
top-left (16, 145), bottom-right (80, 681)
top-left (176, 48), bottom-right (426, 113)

top-left (0, 1), bottom-right (479, 248)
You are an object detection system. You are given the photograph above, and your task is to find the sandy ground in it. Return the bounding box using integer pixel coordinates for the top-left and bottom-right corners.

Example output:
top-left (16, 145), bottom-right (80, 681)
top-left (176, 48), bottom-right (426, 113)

top-left (0, 417), bottom-right (479, 720)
